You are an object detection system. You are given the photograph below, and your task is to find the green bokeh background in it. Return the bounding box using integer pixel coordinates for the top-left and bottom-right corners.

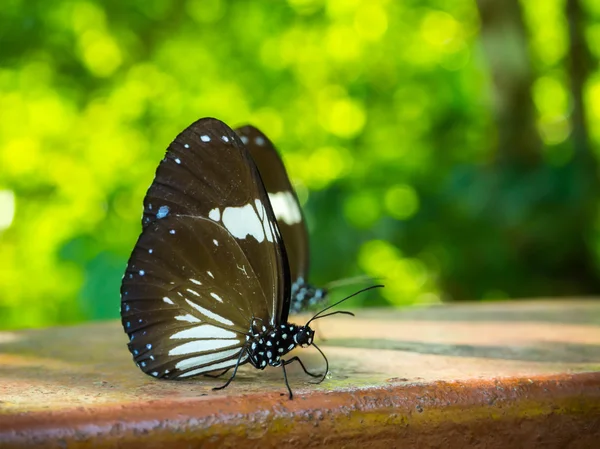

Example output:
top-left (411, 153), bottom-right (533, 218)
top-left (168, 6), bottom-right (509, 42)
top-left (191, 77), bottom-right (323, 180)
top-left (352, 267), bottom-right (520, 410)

top-left (2, 0), bottom-right (600, 330)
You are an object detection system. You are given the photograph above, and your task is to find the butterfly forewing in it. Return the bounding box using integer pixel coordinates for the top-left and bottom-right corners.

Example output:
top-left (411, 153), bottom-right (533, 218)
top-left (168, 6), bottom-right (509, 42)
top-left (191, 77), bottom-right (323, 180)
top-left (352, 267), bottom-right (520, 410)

top-left (234, 125), bottom-right (309, 284)
top-left (140, 118), bottom-right (290, 325)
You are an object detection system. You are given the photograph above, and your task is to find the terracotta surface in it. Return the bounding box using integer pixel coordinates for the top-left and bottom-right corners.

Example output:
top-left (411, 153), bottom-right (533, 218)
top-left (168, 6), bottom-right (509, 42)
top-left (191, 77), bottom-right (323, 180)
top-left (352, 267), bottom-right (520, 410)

top-left (1, 300), bottom-right (599, 448)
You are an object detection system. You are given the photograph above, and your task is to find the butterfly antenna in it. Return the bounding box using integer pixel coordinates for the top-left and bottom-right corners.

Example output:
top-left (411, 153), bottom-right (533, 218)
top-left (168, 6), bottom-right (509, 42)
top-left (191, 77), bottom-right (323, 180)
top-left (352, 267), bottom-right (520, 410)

top-left (312, 343), bottom-right (329, 384)
top-left (306, 284), bottom-right (384, 326)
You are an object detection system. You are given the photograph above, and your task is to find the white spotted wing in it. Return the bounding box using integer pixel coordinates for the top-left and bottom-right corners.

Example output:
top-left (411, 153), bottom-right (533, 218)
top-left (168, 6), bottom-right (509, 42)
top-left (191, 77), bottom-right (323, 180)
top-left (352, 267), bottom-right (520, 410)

top-left (122, 118), bottom-right (291, 378)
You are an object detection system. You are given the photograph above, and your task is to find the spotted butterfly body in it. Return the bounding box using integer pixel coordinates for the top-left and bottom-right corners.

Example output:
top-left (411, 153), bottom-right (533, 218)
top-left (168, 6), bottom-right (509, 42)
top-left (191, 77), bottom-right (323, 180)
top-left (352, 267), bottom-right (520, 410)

top-left (233, 126), bottom-right (327, 313)
top-left (121, 118), bottom-right (325, 397)
top-left (247, 322), bottom-right (313, 369)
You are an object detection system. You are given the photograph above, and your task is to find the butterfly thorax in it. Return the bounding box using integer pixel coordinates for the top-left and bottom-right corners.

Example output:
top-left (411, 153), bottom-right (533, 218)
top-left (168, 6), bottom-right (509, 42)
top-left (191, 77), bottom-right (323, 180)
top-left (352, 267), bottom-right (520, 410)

top-left (290, 277), bottom-right (328, 314)
top-left (246, 322), bottom-right (314, 370)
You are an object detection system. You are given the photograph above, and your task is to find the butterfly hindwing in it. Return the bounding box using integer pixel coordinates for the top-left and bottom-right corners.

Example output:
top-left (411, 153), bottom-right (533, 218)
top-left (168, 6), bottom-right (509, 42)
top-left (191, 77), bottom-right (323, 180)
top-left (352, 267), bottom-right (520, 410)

top-left (122, 215), bottom-right (279, 378)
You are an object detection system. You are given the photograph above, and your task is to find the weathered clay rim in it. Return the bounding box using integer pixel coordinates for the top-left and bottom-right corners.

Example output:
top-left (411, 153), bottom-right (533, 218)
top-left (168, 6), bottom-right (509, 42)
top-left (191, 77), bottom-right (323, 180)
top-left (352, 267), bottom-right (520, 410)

top-left (1, 372), bottom-right (599, 448)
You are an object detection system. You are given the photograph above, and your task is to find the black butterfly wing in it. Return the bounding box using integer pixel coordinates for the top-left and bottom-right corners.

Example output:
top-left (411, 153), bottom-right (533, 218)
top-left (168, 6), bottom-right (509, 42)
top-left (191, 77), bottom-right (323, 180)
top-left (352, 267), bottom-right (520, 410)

top-left (122, 118), bottom-right (291, 378)
top-left (122, 216), bottom-right (271, 378)
top-left (234, 125), bottom-right (309, 285)
top-left (140, 118), bottom-right (290, 325)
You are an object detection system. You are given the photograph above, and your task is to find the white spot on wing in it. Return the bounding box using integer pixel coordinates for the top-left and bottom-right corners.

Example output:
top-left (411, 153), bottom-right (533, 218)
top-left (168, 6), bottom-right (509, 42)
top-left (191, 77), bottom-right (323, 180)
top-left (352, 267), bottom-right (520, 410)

top-left (255, 199), bottom-right (264, 220)
top-left (178, 352), bottom-right (247, 377)
top-left (213, 239), bottom-right (219, 246)
top-left (200, 135), bottom-right (211, 142)
top-left (269, 218), bottom-right (278, 241)
top-left (240, 135), bottom-right (249, 144)
top-left (210, 292), bottom-right (223, 302)
top-left (169, 339), bottom-right (239, 356)
top-left (221, 135), bottom-right (230, 142)
top-left (255, 136), bottom-right (265, 146)
top-left (185, 299), bottom-right (234, 325)
top-left (222, 203), bottom-right (264, 242)
top-left (163, 297), bottom-right (174, 305)
top-left (173, 348), bottom-right (241, 369)
top-left (157, 205), bottom-right (169, 219)
top-left (207, 271), bottom-right (214, 279)
top-left (190, 279), bottom-right (202, 285)
top-left (170, 325), bottom-right (236, 340)
top-left (175, 158), bottom-right (181, 164)
top-left (186, 288), bottom-right (200, 297)
top-left (209, 208), bottom-right (220, 221)
top-left (255, 199), bottom-right (274, 242)
top-left (268, 191), bottom-right (302, 225)
top-left (175, 314), bottom-right (201, 323)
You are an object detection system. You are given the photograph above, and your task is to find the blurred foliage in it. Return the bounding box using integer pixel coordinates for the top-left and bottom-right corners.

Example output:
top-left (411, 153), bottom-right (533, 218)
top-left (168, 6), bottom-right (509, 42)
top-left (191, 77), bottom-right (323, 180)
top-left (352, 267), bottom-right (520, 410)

top-left (1, 0), bottom-right (600, 330)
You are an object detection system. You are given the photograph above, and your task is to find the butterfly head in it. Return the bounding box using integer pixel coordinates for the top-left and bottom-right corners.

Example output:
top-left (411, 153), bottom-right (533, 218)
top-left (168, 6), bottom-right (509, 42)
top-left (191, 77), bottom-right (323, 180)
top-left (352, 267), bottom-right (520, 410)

top-left (293, 325), bottom-right (315, 348)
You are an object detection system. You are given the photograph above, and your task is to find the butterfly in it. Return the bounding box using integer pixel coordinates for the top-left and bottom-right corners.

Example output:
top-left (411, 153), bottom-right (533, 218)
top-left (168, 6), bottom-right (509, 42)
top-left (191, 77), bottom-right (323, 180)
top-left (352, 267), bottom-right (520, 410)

top-left (120, 117), bottom-right (381, 398)
top-left (232, 125), bottom-right (327, 314)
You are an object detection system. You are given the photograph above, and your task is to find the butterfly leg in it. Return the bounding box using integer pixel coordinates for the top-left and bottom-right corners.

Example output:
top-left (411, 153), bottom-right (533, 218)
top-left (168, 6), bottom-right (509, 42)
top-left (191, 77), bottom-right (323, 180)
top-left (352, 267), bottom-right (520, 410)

top-left (212, 349), bottom-right (246, 392)
top-left (280, 362), bottom-right (294, 400)
top-left (311, 343), bottom-right (330, 384)
top-left (283, 356), bottom-right (321, 378)
top-left (204, 368), bottom-right (231, 378)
